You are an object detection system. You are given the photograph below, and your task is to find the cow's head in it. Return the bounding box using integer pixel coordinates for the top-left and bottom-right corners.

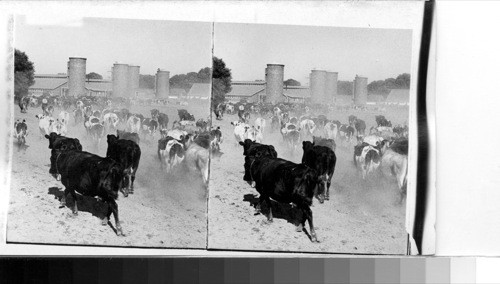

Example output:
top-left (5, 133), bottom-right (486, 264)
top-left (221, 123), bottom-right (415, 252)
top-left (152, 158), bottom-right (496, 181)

top-left (302, 141), bottom-right (314, 152)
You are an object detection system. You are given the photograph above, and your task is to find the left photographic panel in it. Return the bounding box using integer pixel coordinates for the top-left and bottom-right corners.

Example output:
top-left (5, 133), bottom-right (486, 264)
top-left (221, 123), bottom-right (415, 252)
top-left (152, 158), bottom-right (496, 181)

top-left (8, 16), bottom-right (212, 248)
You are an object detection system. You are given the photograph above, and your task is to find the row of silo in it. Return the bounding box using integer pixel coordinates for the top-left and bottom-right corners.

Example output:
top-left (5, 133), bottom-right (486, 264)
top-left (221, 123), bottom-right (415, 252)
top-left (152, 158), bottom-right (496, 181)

top-left (112, 64), bottom-right (141, 98)
top-left (309, 70), bottom-right (339, 104)
top-left (66, 57), bottom-right (170, 99)
top-left (265, 64), bottom-right (285, 104)
top-left (67, 57), bottom-right (87, 97)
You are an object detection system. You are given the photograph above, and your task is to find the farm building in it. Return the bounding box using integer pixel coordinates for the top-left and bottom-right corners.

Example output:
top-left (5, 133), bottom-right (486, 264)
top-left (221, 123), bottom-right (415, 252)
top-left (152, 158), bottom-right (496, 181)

top-left (225, 81), bottom-right (265, 103)
top-left (28, 74), bottom-right (68, 97)
top-left (384, 89), bottom-right (410, 106)
top-left (186, 83), bottom-right (211, 100)
top-left (29, 74), bottom-right (113, 97)
top-left (283, 86), bottom-right (310, 104)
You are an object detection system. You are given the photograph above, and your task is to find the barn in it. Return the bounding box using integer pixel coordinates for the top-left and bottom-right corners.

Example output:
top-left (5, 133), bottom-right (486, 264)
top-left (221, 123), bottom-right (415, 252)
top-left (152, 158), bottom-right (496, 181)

top-left (283, 86), bottom-right (310, 104)
top-left (29, 74), bottom-right (113, 97)
top-left (186, 83), bottom-right (211, 100)
top-left (225, 81), bottom-right (265, 103)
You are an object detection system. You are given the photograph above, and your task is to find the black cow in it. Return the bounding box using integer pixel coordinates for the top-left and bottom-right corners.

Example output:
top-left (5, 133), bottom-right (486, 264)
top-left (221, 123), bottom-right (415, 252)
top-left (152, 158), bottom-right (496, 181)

top-left (150, 109), bottom-right (160, 119)
top-left (354, 119), bottom-right (366, 137)
top-left (49, 149), bottom-right (125, 235)
top-left (116, 130), bottom-right (140, 145)
top-left (157, 113), bottom-right (169, 130)
top-left (45, 133), bottom-right (83, 178)
top-left (375, 115), bottom-right (392, 127)
top-left (18, 96), bottom-right (29, 113)
top-left (240, 140), bottom-right (323, 242)
top-left (178, 109), bottom-right (195, 121)
top-left (302, 141), bottom-right (337, 201)
top-left (106, 135), bottom-right (141, 196)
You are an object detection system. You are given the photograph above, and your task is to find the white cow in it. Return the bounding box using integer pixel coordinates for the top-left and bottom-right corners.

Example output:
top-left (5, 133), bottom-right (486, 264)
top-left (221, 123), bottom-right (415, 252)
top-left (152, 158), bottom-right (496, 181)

top-left (58, 111), bottom-right (70, 126)
top-left (35, 114), bottom-right (55, 137)
top-left (126, 115), bottom-right (141, 134)
top-left (324, 122), bottom-right (338, 140)
top-left (254, 117), bottom-right (266, 133)
top-left (103, 112), bottom-right (120, 133)
top-left (51, 119), bottom-right (67, 136)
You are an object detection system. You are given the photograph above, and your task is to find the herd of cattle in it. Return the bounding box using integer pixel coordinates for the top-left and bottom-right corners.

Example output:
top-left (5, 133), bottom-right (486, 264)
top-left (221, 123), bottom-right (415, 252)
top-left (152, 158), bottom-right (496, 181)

top-left (14, 95), bottom-right (219, 236)
top-left (13, 94), bottom-right (409, 242)
top-left (219, 102), bottom-right (409, 243)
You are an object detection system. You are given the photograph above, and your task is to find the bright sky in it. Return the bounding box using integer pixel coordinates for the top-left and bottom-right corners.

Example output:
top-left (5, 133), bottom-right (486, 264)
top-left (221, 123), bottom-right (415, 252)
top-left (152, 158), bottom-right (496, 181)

top-left (214, 22), bottom-right (412, 85)
top-left (14, 16), bottom-right (213, 79)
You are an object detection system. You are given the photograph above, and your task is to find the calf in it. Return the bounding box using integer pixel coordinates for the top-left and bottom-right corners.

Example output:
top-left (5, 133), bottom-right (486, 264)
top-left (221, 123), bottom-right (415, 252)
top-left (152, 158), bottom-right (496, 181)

top-left (240, 140), bottom-right (323, 242)
top-left (49, 149), bottom-right (125, 235)
top-left (106, 135), bottom-right (141, 196)
top-left (302, 141), bottom-right (337, 201)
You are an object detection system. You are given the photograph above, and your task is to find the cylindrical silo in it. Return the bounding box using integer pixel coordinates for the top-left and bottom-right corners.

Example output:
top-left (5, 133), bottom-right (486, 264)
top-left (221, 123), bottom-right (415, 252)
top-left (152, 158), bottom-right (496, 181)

top-left (265, 64), bottom-right (284, 103)
top-left (310, 70), bottom-right (327, 104)
top-left (128, 65), bottom-right (140, 98)
top-left (112, 63), bottom-right (129, 98)
top-left (68, 57), bottom-right (87, 97)
top-left (354, 76), bottom-right (368, 105)
top-left (155, 69), bottom-right (170, 98)
top-left (325, 71), bottom-right (338, 104)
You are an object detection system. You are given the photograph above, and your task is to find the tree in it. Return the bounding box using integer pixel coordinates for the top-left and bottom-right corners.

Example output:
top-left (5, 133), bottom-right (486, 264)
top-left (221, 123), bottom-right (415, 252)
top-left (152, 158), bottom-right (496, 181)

top-left (139, 74), bottom-right (155, 89)
top-left (14, 49), bottom-right (35, 102)
top-left (86, 72), bottom-right (103, 80)
top-left (284, 78), bottom-right (301, 87)
top-left (211, 57), bottom-right (232, 108)
top-left (395, 73), bottom-right (411, 89)
top-left (337, 81), bottom-right (353, 96)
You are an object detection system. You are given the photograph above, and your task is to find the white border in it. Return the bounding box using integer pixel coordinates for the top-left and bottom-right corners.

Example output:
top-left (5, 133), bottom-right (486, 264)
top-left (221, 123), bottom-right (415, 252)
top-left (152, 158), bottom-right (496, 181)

top-left (0, 1), bottom-right (427, 256)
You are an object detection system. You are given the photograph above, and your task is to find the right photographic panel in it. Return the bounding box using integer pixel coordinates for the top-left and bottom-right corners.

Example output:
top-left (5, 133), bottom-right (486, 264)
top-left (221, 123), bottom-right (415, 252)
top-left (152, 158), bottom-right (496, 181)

top-left (208, 21), bottom-right (424, 254)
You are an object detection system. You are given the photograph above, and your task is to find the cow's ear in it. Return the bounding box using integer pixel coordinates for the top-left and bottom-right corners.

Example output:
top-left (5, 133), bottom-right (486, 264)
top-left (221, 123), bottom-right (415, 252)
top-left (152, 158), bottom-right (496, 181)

top-left (239, 141), bottom-right (245, 146)
top-left (44, 134), bottom-right (50, 139)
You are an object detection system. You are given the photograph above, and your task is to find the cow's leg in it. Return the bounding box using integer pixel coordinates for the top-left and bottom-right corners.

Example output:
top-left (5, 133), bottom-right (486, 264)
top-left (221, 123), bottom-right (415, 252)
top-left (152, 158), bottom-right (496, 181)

top-left (69, 189), bottom-right (78, 215)
top-left (61, 188), bottom-right (69, 206)
top-left (302, 206), bottom-right (318, 242)
top-left (265, 197), bottom-right (273, 222)
top-left (107, 200), bottom-right (123, 236)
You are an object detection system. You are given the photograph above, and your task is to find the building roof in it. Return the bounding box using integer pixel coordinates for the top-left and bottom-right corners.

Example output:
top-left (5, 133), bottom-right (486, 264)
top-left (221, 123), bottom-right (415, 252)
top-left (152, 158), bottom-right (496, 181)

top-left (232, 81), bottom-right (266, 86)
top-left (85, 80), bottom-right (112, 92)
top-left (226, 84), bottom-right (265, 97)
top-left (30, 75), bottom-right (68, 90)
top-left (187, 83), bottom-right (211, 98)
top-left (283, 86), bottom-right (310, 98)
top-left (385, 89), bottom-right (410, 103)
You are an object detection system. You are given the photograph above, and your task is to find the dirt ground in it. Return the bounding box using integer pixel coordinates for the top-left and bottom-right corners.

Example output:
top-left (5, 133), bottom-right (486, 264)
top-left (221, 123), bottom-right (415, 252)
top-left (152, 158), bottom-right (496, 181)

top-left (208, 107), bottom-right (409, 254)
top-left (7, 101), bottom-right (209, 249)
